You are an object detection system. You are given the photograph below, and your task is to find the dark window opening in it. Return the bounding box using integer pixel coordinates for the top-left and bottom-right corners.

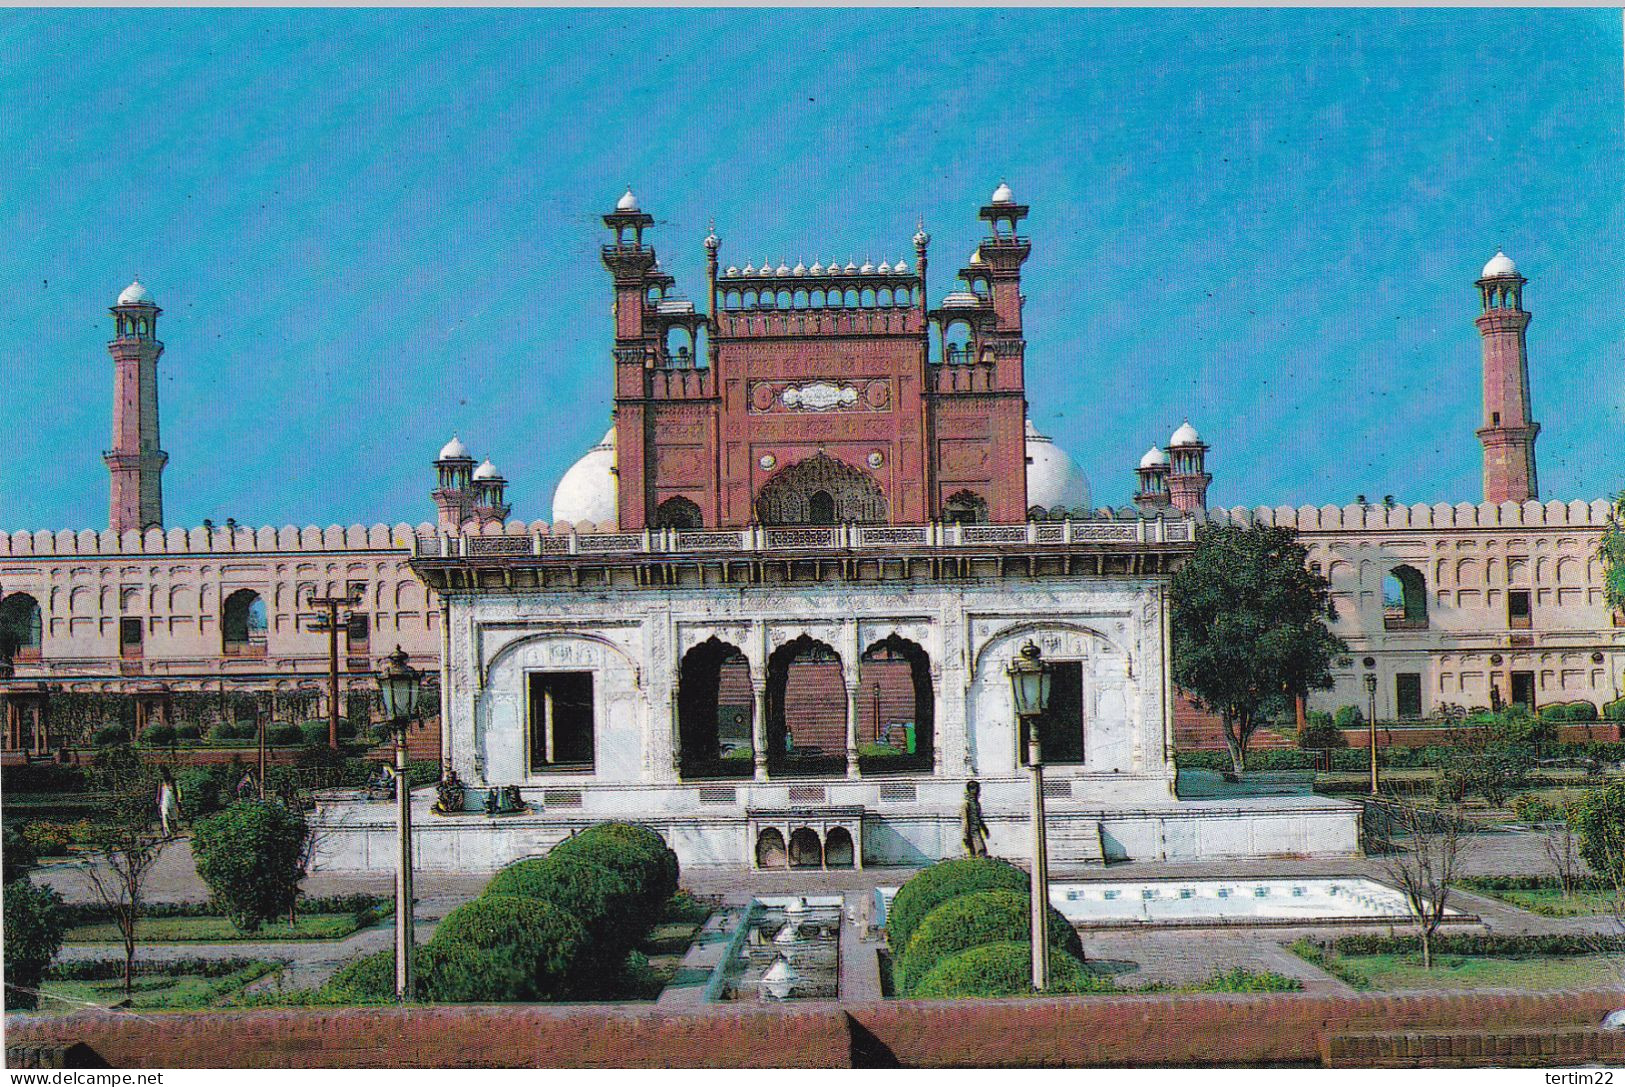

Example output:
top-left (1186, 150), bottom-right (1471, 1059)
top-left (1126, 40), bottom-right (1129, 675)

top-left (678, 638), bottom-right (754, 780)
top-left (945, 489), bottom-right (989, 525)
top-left (119, 617), bottom-right (143, 658)
top-left (0, 593), bottom-right (43, 662)
top-left (529, 672), bottom-right (595, 771)
top-left (222, 589), bottom-right (267, 654)
top-left (1396, 673), bottom-right (1422, 719)
top-left (1383, 565), bottom-right (1429, 630)
top-left (807, 490), bottom-right (835, 525)
top-left (857, 635), bottom-right (934, 774)
top-left (1510, 670), bottom-right (1536, 711)
top-left (346, 613), bottom-right (371, 651)
top-left (654, 496), bottom-right (703, 530)
top-left (1021, 660), bottom-right (1086, 765)
top-left (1508, 589), bottom-right (1532, 630)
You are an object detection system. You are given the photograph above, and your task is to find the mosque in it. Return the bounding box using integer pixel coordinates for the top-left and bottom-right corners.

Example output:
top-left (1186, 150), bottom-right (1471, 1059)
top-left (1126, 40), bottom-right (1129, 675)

top-left (0, 185), bottom-right (1617, 871)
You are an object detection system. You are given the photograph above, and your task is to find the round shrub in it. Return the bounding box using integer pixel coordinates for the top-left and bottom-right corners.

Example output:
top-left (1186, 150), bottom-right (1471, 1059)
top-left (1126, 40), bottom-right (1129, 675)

top-left (1332, 705), bottom-right (1364, 729)
top-left (895, 889), bottom-right (1084, 996)
top-left (886, 857), bottom-right (1029, 954)
top-left (266, 723), bottom-right (302, 747)
top-left (176, 766), bottom-right (229, 819)
top-left (560, 823), bottom-right (678, 902)
top-left (20, 822), bottom-right (73, 858)
top-left (417, 935), bottom-right (540, 1003)
top-left (91, 725), bottom-right (130, 748)
top-left (208, 721), bottom-right (254, 743)
top-left (325, 947), bottom-right (396, 1001)
top-left (911, 941), bottom-right (1103, 1000)
top-left (1569, 702), bottom-right (1600, 723)
top-left (485, 855), bottom-right (644, 988)
top-left (141, 724), bottom-right (177, 747)
top-left (3, 877), bottom-right (65, 1011)
top-left (299, 721), bottom-right (332, 747)
top-left (174, 724), bottom-right (202, 742)
top-left (431, 894), bottom-right (586, 1001)
top-left (1606, 698), bottom-right (1625, 723)
top-left (192, 801), bottom-right (311, 933)
top-left (1573, 781), bottom-right (1625, 888)
top-left (335, 718), bottom-right (358, 741)
top-left (549, 825), bottom-right (675, 913)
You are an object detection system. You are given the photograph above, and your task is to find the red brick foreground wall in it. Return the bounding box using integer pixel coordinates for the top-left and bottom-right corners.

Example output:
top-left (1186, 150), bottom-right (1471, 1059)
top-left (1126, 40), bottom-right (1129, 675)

top-left (7, 990), bottom-right (1623, 1068)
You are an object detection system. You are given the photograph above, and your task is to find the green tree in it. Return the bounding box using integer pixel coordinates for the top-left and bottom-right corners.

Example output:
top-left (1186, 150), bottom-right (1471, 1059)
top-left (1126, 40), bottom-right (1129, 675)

top-left (1572, 781), bottom-right (1625, 892)
top-left (3, 877), bottom-right (65, 1010)
top-left (1602, 491), bottom-right (1625, 617)
top-left (1170, 523), bottom-right (1349, 776)
top-left (4, 824), bottom-right (38, 884)
top-left (192, 801), bottom-right (312, 933)
top-left (79, 744), bottom-right (165, 995)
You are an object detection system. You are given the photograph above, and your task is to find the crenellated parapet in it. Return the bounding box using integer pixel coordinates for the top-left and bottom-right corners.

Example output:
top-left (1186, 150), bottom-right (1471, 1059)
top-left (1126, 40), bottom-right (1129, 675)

top-left (0, 522), bottom-right (441, 557)
top-left (1202, 498), bottom-right (1614, 532)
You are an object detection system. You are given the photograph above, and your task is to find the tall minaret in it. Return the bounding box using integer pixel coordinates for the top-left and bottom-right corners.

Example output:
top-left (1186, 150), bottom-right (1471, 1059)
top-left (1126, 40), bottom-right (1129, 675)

top-left (1474, 251), bottom-right (1540, 503)
top-left (104, 280), bottom-right (167, 533)
top-left (1166, 421), bottom-right (1210, 513)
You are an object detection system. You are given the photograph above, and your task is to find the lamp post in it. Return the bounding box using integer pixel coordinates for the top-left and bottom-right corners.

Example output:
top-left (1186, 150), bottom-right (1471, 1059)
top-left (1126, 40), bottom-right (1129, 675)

top-left (1364, 672), bottom-right (1379, 796)
top-left (1007, 640), bottom-right (1054, 991)
top-left (377, 645), bottom-right (422, 1003)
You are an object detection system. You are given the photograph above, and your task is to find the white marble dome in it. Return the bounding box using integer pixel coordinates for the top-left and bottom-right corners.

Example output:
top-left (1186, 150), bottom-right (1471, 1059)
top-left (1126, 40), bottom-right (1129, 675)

top-left (1482, 250), bottom-right (1517, 278)
top-left (552, 426), bottom-right (618, 525)
top-left (437, 435), bottom-right (472, 462)
top-left (118, 279), bottom-right (153, 306)
top-left (940, 290), bottom-right (982, 309)
top-left (991, 181), bottom-right (1015, 204)
top-left (473, 459), bottom-right (501, 481)
top-left (1139, 445), bottom-right (1170, 469)
top-left (1169, 421), bottom-right (1203, 447)
top-left (1025, 419), bottom-right (1090, 511)
top-left (616, 189), bottom-right (639, 212)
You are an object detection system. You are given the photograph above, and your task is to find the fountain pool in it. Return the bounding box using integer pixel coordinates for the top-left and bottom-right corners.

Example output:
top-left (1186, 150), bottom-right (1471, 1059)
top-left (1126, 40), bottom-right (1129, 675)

top-left (874, 877), bottom-right (1472, 929)
top-left (709, 895), bottom-right (843, 1002)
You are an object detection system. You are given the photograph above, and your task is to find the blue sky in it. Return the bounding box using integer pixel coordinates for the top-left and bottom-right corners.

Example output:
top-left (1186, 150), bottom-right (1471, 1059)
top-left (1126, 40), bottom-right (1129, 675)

top-left (2, 9), bottom-right (1621, 530)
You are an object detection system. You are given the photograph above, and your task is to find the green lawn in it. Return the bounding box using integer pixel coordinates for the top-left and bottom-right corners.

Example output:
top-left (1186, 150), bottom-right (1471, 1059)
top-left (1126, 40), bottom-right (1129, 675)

top-left (1291, 942), bottom-right (1624, 991)
top-left (1465, 886), bottom-right (1620, 917)
top-left (65, 912), bottom-right (381, 943)
top-left (34, 961), bottom-right (279, 1014)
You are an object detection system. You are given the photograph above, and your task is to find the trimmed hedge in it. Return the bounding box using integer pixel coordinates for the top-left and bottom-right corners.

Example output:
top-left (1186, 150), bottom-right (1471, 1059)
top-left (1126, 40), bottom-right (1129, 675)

top-left (266, 723), bottom-right (302, 747)
top-left (430, 894), bottom-right (586, 1001)
top-left (1458, 875), bottom-right (1616, 893)
top-left (1318, 932), bottom-right (1625, 957)
top-left (886, 858), bottom-right (1030, 954)
top-left (912, 941), bottom-right (1107, 999)
top-left (895, 888), bottom-right (1083, 996)
top-left (1607, 698), bottom-right (1625, 723)
top-left (298, 721), bottom-right (332, 747)
top-left (91, 725), bottom-right (130, 748)
top-left (46, 955), bottom-right (267, 982)
top-left (0, 763), bottom-right (87, 794)
top-left (485, 855), bottom-right (644, 955)
top-left (141, 724), bottom-right (177, 747)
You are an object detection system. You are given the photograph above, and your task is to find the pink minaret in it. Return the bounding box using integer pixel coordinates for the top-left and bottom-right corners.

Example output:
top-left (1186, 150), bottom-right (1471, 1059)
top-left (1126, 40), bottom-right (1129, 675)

top-left (1166, 421), bottom-right (1210, 513)
top-left (432, 435), bottom-right (478, 531)
top-left (104, 280), bottom-right (167, 533)
top-left (1474, 251), bottom-right (1539, 503)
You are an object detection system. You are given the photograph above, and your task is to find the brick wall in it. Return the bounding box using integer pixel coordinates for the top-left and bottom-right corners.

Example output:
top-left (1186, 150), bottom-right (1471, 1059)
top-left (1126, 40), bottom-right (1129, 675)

top-left (8, 989), bottom-right (1622, 1068)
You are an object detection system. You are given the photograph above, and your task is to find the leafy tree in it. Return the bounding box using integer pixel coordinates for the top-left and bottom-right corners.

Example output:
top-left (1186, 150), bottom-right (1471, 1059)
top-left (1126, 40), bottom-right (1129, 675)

top-left (1602, 492), bottom-right (1625, 617)
top-left (79, 744), bottom-right (165, 995)
top-left (1170, 523), bottom-right (1349, 775)
top-left (1572, 782), bottom-right (1625, 892)
top-left (4, 824), bottom-right (38, 884)
top-left (3, 877), bottom-right (65, 1010)
top-left (192, 801), bottom-right (311, 933)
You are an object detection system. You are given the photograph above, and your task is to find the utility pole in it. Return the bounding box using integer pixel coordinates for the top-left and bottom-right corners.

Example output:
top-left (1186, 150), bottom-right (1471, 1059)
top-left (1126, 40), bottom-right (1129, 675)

top-left (306, 588), bottom-right (362, 749)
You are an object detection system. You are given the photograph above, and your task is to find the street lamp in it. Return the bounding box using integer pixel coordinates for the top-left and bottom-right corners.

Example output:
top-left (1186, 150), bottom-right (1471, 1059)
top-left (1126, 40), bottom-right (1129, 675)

top-left (377, 645), bottom-right (422, 1003)
top-left (1007, 640), bottom-right (1054, 991)
top-left (1364, 672), bottom-right (1379, 796)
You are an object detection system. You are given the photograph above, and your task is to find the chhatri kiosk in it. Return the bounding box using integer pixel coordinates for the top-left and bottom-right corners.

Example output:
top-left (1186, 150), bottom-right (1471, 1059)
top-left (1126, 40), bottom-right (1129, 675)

top-left (312, 186), bottom-right (1358, 872)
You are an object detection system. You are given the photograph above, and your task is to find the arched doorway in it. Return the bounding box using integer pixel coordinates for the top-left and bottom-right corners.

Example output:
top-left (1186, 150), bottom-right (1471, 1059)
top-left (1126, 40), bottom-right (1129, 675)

top-left (766, 635), bottom-right (847, 777)
top-left (857, 634), bottom-right (934, 774)
top-left (678, 638), bottom-right (754, 779)
top-left (654, 496), bottom-right (703, 529)
top-left (788, 828), bottom-right (823, 869)
top-left (823, 827), bottom-right (855, 868)
top-left (755, 828), bottom-right (787, 868)
top-left (0, 592), bottom-right (42, 663)
top-left (222, 589), bottom-right (267, 655)
top-left (754, 454), bottom-right (887, 526)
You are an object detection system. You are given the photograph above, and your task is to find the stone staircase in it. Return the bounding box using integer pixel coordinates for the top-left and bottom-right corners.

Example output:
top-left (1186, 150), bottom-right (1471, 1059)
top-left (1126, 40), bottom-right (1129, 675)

top-left (1048, 816), bottom-right (1105, 866)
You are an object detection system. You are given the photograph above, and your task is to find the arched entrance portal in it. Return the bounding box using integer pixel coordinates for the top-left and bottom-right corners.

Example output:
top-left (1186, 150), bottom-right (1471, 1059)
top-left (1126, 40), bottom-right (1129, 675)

top-left (857, 634), bottom-right (934, 774)
top-left (677, 638), bottom-right (754, 779)
top-left (766, 635), bottom-right (848, 777)
top-left (754, 454), bottom-right (887, 526)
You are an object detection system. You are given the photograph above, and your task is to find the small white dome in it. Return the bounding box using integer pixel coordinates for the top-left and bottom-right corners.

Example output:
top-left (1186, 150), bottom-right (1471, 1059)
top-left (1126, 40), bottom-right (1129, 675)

top-left (725, 265), bottom-right (739, 276)
top-left (968, 249), bottom-right (982, 265)
top-left (118, 279), bottom-right (153, 306)
top-left (940, 290), bottom-right (982, 309)
top-left (860, 260), bottom-right (875, 274)
top-left (913, 226), bottom-right (930, 247)
top-left (1025, 419), bottom-right (1091, 511)
top-left (552, 427), bottom-right (618, 526)
top-left (616, 188), bottom-right (639, 212)
top-left (1169, 421), bottom-right (1203, 447)
top-left (893, 258), bottom-right (908, 274)
top-left (844, 261), bottom-right (857, 273)
top-left (473, 459), bottom-right (501, 481)
top-left (793, 262), bottom-right (806, 276)
top-left (877, 261), bottom-right (891, 274)
top-left (991, 181), bottom-right (1015, 204)
top-left (1139, 446), bottom-right (1170, 469)
top-left (759, 262), bottom-right (774, 277)
top-left (742, 263), bottom-right (755, 275)
top-left (775, 262), bottom-right (789, 276)
top-left (1482, 250), bottom-right (1518, 278)
top-left (437, 435), bottom-right (472, 461)
top-left (809, 261), bottom-right (823, 274)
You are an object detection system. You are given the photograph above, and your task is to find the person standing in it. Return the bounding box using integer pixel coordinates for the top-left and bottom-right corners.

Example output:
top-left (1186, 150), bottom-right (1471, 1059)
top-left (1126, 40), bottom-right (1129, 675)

top-left (156, 770), bottom-right (182, 838)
